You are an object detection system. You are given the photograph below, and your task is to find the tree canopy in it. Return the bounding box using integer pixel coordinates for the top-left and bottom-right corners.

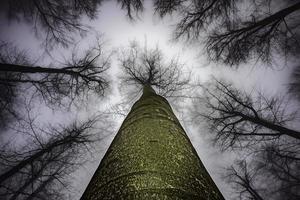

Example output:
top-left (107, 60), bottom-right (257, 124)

top-left (119, 42), bottom-right (190, 101)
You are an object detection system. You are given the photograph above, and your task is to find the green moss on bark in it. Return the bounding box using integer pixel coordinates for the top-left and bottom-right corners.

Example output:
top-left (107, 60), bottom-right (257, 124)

top-left (81, 86), bottom-right (225, 200)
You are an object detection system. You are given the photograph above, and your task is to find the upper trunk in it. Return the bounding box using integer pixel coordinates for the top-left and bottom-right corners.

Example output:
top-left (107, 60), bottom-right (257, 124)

top-left (81, 86), bottom-right (224, 199)
top-left (142, 84), bottom-right (156, 97)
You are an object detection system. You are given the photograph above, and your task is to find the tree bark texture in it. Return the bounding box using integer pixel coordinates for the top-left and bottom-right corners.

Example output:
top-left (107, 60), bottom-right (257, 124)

top-left (81, 85), bottom-right (224, 200)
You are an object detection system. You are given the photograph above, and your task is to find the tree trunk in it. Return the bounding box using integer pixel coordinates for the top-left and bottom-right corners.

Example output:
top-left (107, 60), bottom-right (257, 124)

top-left (81, 85), bottom-right (224, 199)
top-left (0, 63), bottom-right (78, 76)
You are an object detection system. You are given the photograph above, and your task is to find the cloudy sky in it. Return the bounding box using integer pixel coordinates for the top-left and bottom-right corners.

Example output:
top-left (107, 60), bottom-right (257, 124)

top-left (0, 1), bottom-right (297, 199)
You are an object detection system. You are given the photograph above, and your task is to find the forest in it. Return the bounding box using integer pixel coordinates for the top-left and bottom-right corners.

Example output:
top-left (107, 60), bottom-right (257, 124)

top-left (0, 0), bottom-right (300, 199)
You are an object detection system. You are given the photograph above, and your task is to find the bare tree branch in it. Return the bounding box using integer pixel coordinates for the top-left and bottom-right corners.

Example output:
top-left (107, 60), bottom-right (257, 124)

top-left (195, 78), bottom-right (300, 150)
top-left (207, 2), bottom-right (300, 65)
top-left (225, 160), bottom-right (265, 200)
top-left (0, 42), bottom-right (31, 129)
top-left (116, 0), bottom-right (143, 19)
top-left (174, 0), bottom-right (235, 40)
top-left (1, 0), bottom-right (104, 47)
top-left (0, 41), bottom-right (111, 109)
top-left (226, 142), bottom-right (300, 200)
top-left (0, 111), bottom-right (110, 200)
top-left (119, 41), bottom-right (190, 101)
top-left (153, 0), bottom-right (185, 17)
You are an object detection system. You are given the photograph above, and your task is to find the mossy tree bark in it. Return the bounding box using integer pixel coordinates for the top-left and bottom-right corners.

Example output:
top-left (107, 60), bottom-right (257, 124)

top-left (81, 85), bottom-right (224, 199)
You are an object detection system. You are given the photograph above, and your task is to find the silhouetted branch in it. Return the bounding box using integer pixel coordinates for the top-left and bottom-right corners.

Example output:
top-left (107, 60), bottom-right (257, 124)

top-left (0, 42), bottom-right (31, 129)
top-left (119, 42), bottom-right (190, 100)
top-left (225, 161), bottom-right (265, 200)
top-left (1, 0), bottom-right (104, 47)
top-left (0, 111), bottom-right (109, 200)
top-left (195, 78), bottom-right (299, 150)
top-left (0, 41), bottom-right (110, 108)
top-left (153, 0), bottom-right (185, 17)
top-left (258, 142), bottom-right (300, 198)
top-left (226, 141), bottom-right (300, 200)
top-left (116, 0), bottom-right (143, 19)
top-left (207, 2), bottom-right (300, 65)
top-left (174, 0), bottom-right (235, 40)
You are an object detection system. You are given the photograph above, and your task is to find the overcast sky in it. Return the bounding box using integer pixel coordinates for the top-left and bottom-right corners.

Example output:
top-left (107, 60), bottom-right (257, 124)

top-left (0, 1), bottom-right (298, 199)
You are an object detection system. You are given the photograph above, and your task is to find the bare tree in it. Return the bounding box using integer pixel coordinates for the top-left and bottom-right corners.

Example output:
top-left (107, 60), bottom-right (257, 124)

top-left (116, 0), bottom-right (143, 19)
top-left (119, 41), bottom-right (190, 101)
top-left (0, 111), bottom-right (110, 200)
top-left (0, 41), bottom-right (110, 110)
top-left (258, 142), bottom-right (300, 199)
top-left (0, 39), bottom-right (112, 198)
top-left (164, 0), bottom-right (300, 65)
top-left (1, 0), bottom-right (104, 47)
top-left (225, 143), bottom-right (300, 200)
top-left (225, 160), bottom-right (265, 200)
top-left (207, 1), bottom-right (300, 65)
top-left (0, 43), bottom-right (31, 129)
top-left (194, 78), bottom-right (300, 150)
top-left (173, 0), bottom-right (235, 40)
top-left (192, 78), bottom-right (300, 199)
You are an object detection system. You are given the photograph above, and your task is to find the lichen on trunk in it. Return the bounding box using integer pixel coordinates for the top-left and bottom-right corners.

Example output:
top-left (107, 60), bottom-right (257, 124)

top-left (81, 85), bottom-right (224, 200)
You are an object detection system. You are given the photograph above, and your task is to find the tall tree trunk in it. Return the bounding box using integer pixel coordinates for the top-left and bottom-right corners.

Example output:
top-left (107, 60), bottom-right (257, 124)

top-left (81, 85), bottom-right (224, 199)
